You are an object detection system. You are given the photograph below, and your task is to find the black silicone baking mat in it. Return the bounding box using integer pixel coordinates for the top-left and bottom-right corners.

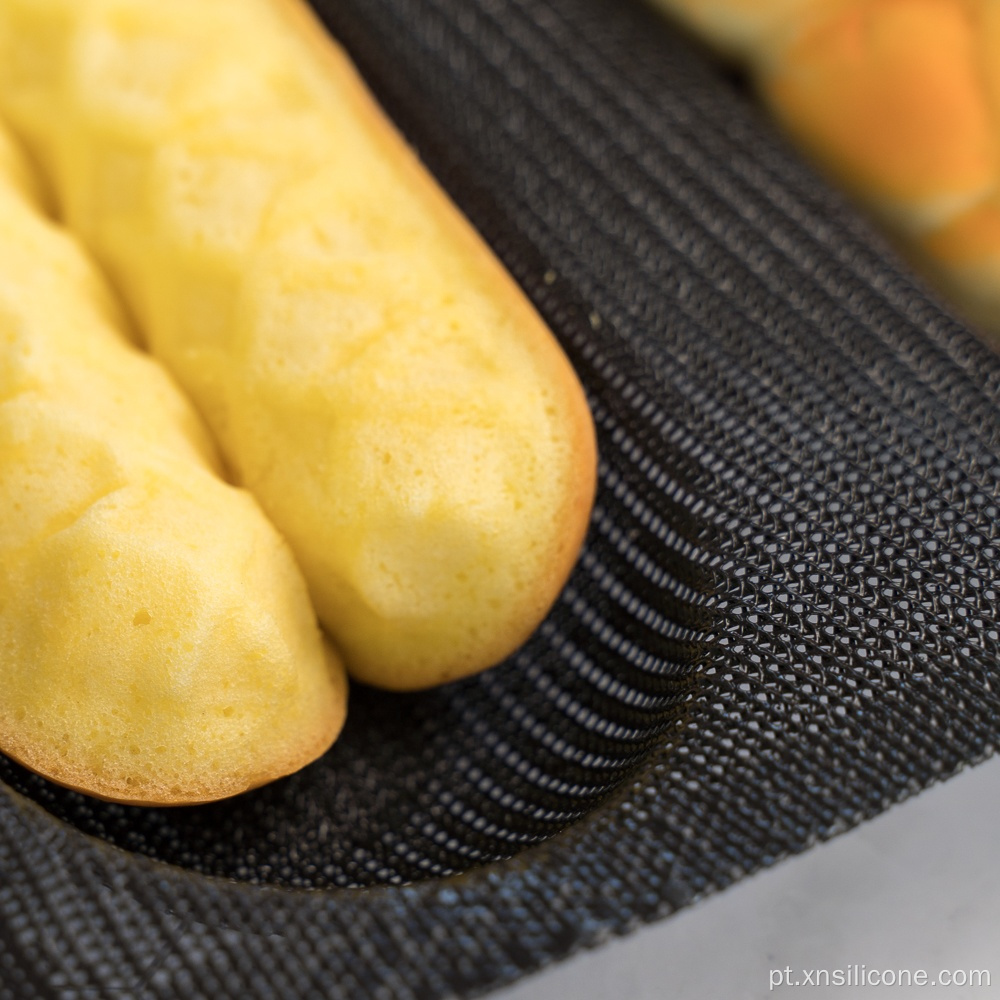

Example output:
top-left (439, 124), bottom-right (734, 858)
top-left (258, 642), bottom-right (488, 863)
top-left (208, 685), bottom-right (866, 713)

top-left (3, 0), bottom-right (1000, 996)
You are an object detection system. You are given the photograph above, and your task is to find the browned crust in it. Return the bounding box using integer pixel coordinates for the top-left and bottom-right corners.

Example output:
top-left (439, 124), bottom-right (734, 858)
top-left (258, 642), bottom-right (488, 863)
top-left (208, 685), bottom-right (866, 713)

top-left (0, 656), bottom-right (347, 807)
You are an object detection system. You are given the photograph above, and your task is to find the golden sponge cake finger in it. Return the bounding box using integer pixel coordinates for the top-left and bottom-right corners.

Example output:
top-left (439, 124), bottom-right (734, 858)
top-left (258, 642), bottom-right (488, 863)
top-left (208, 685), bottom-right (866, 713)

top-left (0, 0), bottom-right (597, 691)
top-left (0, 125), bottom-right (346, 806)
top-left (758, 0), bottom-right (996, 234)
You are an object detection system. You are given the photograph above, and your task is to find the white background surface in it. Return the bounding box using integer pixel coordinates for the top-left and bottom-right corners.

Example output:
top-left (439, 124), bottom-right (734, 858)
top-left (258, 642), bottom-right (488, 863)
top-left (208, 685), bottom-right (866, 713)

top-left (492, 754), bottom-right (1000, 999)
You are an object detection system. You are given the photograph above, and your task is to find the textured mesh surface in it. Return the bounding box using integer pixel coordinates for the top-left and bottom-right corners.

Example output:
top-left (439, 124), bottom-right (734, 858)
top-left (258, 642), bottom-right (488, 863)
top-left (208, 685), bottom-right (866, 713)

top-left (4, 0), bottom-right (1000, 996)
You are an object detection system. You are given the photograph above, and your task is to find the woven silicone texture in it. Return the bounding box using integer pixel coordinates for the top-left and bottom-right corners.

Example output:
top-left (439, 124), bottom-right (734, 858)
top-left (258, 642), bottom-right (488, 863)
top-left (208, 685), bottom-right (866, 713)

top-left (3, 0), bottom-right (1000, 997)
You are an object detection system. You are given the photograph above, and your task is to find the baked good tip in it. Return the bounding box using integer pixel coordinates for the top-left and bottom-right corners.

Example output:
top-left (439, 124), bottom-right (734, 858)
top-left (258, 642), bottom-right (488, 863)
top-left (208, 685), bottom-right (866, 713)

top-left (0, 119), bottom-right (347, 806)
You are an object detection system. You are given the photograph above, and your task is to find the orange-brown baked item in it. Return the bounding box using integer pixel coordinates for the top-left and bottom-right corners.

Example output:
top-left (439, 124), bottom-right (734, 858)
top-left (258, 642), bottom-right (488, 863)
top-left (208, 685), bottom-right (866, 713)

top-left (651, 0), bottom-right (1000, 337)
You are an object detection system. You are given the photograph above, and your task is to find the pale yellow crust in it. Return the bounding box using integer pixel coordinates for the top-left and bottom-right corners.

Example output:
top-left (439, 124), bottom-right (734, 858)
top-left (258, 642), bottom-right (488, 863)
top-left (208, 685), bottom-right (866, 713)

top-left (0, 117), bottom-right (348, 806)
top-left (650, 0), bottom-right (838, 60)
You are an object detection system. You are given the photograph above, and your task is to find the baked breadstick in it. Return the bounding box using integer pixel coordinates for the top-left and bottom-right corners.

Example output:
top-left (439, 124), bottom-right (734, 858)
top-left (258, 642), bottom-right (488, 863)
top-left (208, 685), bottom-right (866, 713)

top-left (0, 120), bottom-right (346, 806)
top-left (0, 0), bottom-right (597, 691)
top-left (652, 0), bottom-right (1000, 335)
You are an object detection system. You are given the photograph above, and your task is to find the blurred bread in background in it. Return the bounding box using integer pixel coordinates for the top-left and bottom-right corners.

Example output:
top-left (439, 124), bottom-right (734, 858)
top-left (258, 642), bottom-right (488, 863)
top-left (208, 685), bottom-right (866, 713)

top-left (652, 0), bottom-right (1000, 337)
